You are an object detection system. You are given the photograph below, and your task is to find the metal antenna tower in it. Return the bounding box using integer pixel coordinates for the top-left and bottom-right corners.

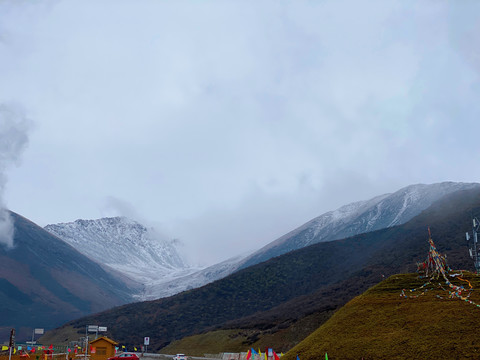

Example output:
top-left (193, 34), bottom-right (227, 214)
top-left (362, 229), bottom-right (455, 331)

top-left (465, 216), bottom-right (480, 274)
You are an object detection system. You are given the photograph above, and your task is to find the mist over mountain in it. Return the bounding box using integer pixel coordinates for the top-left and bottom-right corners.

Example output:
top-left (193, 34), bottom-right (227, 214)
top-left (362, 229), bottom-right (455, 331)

top-left (44, 182), bottom-right (480, 302)
top-left (239, 182), bottom-right (480, 269)
top-left (154, 182), bottom-right (480, 297)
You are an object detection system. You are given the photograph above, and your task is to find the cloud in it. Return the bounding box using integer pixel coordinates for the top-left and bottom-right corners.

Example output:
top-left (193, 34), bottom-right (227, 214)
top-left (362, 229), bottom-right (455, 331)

top-left (0, 103), bottom-right (32, 248)
top-left (101, 196), bottom-right (140, 221)
top-left (1, 1), bottom-right (480, 263)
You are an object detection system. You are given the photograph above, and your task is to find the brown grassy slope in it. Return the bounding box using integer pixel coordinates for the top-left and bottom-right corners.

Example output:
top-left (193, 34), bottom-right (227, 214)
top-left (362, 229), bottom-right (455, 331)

top-left (160, 309), bottom-right (334, 357)
top-left (283, 272), bottom-right (480, 360)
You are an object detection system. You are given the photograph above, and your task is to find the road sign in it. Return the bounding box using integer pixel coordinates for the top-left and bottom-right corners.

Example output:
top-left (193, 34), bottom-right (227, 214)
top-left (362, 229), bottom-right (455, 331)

top-left (143, 337), bottom-right (149, 346)
top-left (87, 325), bottom-right (98, 332)
top-left (98, 327), bottom-right (107, 332)
top-left (34, 328), bottom-right (44, 335)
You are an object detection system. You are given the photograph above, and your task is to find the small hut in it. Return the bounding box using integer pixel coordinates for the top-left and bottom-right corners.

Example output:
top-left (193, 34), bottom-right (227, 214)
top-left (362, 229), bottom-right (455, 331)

top-left (89, 337), bottom-right (118, 360)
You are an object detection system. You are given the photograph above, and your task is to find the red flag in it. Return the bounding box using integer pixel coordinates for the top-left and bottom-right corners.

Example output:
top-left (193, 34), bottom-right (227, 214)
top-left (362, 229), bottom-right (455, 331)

top-left (273, 351), bottom-right (280, 360)
top-left (246, 350), bottom-right (252, 360)
top-left (48, 345), bottom-right (53, 350)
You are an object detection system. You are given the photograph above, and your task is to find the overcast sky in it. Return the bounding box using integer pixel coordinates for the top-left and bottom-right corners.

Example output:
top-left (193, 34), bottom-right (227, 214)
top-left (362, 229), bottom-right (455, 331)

top-left (1, 0), bottom-right (479, 265)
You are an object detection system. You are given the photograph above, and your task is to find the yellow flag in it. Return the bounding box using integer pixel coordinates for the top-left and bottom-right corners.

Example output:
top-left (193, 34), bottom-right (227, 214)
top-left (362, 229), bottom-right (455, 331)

top-left (2, 346), bottom-right (8, 351)
top-left (259, 350), bottom-right (262, 356)
top-left (134, 348), bottom-right (137, 351)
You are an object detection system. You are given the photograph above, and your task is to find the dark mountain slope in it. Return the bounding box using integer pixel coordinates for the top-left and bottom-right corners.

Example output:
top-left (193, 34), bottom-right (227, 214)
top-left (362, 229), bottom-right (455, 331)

top-left (0, 212), bottom-right (134, 341)
top-left (46, 187), bottom-right (480, 351)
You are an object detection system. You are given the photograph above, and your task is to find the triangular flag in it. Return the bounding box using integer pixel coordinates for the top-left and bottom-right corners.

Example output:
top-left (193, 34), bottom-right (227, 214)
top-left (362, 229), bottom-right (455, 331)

top-left (48, 345), bottom-right (53, 350)
top-left (258, 350), bottom-right (262, 356)
top-left (273, 351), bottom-right (280, 360)
top-left (296, 356), bottom-right (300, 360)
top-left (251, 349), bottom-right (258, 356)
top-left (134, 348), bottom-right (137, 352)
top-left (246, 349), bottom-right (252, 360)
top-left (325, 353), bottom-right (328, 360)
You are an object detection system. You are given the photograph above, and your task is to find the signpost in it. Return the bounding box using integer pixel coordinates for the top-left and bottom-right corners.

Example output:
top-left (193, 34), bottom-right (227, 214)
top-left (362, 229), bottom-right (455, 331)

top-left (87, 325), bottom-right (106, 340)
top-left (29, 328), bottom-right (44, 346)
top-left (143, 337), bottom-right (149, 353)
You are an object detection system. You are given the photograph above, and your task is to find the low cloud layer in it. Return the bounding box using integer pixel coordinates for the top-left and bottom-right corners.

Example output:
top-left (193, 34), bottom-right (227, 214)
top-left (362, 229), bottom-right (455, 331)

top-left (1, 1), bottom-right (480, 263)
top-left (0, 103), bottom-right (31, 248)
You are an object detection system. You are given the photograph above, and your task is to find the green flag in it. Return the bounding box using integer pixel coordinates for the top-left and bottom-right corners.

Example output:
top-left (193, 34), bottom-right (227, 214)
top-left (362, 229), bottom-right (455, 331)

top-left (325, 353), bottom-right (328, 360)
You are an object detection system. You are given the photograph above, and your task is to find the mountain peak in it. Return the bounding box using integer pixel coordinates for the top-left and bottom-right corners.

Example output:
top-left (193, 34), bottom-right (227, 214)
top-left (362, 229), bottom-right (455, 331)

top-left (45, 216), bottom-right (189, 288)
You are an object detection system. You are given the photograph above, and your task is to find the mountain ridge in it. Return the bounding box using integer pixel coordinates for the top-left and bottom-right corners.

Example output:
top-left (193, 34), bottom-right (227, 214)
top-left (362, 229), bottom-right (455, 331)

top-left (239, 181), bottom-right (480, 269)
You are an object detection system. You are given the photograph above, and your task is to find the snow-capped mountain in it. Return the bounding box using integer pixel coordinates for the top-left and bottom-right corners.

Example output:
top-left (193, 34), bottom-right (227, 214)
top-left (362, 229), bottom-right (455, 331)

top-left (238, 181), bottom-right (480, 269)
top-left (45, 216), bottom-right (246, 301)
top-left (43, 182), bottom-right (480, 302)
top-left (44, 217), bottom-right (189, 290)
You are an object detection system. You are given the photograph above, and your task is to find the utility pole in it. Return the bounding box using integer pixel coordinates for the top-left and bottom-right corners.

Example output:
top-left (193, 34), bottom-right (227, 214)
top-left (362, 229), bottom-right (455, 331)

top-left (84, 326), bottom-right (89, 360)
top-left (8, 329), bottom-right (15, 360)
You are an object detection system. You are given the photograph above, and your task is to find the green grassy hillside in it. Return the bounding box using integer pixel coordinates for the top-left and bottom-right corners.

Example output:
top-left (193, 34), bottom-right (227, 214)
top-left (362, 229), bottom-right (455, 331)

top-left (284, 272), bottom-right (480, 360)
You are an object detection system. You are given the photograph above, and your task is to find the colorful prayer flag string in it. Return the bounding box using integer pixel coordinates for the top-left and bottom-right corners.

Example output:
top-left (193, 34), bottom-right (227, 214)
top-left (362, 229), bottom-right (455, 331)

top-left (401, 228), bottom-right (479, 307)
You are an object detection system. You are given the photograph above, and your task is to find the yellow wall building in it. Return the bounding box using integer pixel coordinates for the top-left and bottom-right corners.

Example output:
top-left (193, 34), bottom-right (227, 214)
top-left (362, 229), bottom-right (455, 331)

top-left (89, 337), bottom-right (118, 360)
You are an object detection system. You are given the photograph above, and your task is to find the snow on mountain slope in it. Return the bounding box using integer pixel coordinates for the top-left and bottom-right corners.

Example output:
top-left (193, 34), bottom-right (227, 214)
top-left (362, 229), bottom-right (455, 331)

top-left (44, 217), bottom-right (189, 288)
top-left (239, 182), bottom-right (480, 269)
top-left (141, 253), bottom-right (249, 300)
top-left (44, 182), bottom-right (480, 301)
